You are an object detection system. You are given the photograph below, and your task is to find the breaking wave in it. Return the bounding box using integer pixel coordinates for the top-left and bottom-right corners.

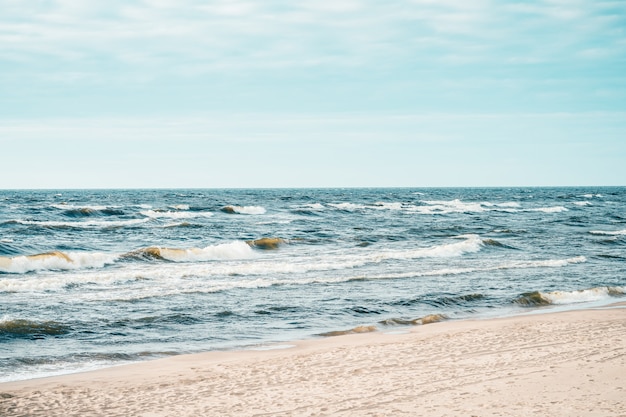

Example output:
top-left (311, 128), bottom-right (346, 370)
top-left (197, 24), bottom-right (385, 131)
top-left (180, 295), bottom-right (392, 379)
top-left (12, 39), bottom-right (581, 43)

top-left (0, 241), bottom-right (255, 274)
top-left (324, 199), bottom-right (568, 215)
top-left (140, 210), bottom-right (213, 219)
top-left (513, 286), bottom-right (625, 306)
top-left (221, 206), bottom-right (266, 215)
top-left (0, 251), bottom-right (117, 274)
top-left (51, 204), bottom-right (126, 217)
top-left (590, 229), bottom-right (626, 236)
top-left (122, 241), bottom-right (255, 262)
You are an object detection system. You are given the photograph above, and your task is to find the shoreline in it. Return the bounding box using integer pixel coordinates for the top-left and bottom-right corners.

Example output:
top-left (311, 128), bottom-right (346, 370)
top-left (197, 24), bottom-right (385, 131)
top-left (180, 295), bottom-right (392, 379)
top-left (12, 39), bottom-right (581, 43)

top-left (1, 305), bottom-right (625, 416)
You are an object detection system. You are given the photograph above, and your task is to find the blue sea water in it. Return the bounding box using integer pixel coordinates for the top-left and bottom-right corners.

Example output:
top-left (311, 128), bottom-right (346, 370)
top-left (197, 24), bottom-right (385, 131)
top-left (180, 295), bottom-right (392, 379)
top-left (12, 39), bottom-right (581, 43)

top-left (1, 187), bottom-right (625, 382)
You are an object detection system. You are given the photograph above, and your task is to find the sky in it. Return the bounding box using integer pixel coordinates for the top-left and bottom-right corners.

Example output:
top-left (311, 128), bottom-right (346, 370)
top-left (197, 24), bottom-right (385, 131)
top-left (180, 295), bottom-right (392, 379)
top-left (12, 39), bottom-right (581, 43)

top-left (1, 0), bottom-right (625, 189)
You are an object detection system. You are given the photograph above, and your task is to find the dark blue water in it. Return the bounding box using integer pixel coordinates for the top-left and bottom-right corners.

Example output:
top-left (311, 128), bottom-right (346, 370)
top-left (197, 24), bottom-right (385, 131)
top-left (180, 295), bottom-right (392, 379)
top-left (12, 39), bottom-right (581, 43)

top-left (1, 187), bottom-right (625, 381)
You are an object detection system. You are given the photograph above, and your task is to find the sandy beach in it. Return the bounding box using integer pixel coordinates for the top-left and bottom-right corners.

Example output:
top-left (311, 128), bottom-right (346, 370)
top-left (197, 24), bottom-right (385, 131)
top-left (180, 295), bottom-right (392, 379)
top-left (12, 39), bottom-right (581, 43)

top-left (1, 306), bottom-right (625, 417)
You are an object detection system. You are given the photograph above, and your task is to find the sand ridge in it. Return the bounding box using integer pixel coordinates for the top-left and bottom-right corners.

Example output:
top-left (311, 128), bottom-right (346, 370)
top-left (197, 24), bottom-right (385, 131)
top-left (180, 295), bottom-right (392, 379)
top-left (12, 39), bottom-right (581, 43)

top-left (1, 307), bottom-right (625, 416)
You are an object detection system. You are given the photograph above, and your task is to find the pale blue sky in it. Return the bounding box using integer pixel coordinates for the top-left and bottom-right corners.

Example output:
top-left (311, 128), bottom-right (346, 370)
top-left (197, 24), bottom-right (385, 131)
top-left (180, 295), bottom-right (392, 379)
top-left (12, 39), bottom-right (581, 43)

top-left (1, 0), bottom-right (625, 188)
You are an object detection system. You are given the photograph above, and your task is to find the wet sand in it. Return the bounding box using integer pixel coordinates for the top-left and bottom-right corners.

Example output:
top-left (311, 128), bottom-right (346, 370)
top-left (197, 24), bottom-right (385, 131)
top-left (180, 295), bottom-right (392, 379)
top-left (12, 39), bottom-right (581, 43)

top-left (1, 306), bottom-right (625, 416)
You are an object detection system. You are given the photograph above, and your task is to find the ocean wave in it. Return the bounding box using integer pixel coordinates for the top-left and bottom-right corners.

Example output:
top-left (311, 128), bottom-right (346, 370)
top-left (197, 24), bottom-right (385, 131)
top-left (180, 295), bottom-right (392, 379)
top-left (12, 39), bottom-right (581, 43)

top-left (321, 199), bottom-right (568, 216)
top-left (297, 203), bottom-right (325, 211)
top-left (169, 204), bottom-right (190, 210)
top-left (526, 206), bottom-right (568, 213)
top-left (410, 200), bottom-right (563, 215)
top-left (513, 286), bottom-right (625, 306)
top-left (0, 241), bottom-right (20, 256)
top-left (290, 203), bottom-right (325, 215)
top-left (379, 313), bottom-right (447, 326)
top-left (589, 229), bottom-right (626, 236)
top-left (318, 325), bottom-right (378, 337)
top-left (9, 218), bottom-right (150, 228)
top-left (482, 239), bottom-right (517, 249)
top-left (122, 241), bottom-right (255, 263)
top-left (51, 203), bottom-right (115, 211)
top-left (0, 317), bottom-right (72, 338)
top-left (140, 210), bottom-right (213, 219)
top-left (246, 238), bottom-right (286, 250)
top-left (221, 206), bottom-right (266, 215)
top-left (51, 204), bottom-right (126, 217)
top-left (359, 256), bottom-right (587, 281)
top-left (0, 241), bottom-right (257, 275)
top-left (416, 199), bottom-right (521, 214)
top-left (0, 251), bottom-right (118, 274)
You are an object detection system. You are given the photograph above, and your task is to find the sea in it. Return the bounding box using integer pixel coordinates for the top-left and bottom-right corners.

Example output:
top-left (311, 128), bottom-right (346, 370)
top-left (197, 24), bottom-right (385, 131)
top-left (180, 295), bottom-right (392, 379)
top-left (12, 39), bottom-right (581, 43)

top-left (1, 187), bottom-right (625, 382)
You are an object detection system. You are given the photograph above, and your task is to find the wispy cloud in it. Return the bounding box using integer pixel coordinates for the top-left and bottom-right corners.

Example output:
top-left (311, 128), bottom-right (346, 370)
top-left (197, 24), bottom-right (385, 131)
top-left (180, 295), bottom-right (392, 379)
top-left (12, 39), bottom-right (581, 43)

top-left (0, 0), bottom-right (624, 120)
top-left (1, 0), bottom-right (623, 74)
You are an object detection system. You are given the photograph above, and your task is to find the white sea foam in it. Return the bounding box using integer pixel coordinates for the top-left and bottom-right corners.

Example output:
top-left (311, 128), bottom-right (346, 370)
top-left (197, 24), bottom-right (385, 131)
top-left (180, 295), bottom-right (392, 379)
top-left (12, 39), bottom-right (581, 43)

top-left (573, 201), bottom-right (592, 206)
top-left (140, 210), bottom-right (213, 219)
top-left (0, 254), bottom-right (589, 297)
top-left (169, 204), bottom-right (190, 210)
top-left (68, 256), bottom-right (591, 302)
top-left (0, 236), bottom-right (483, 292)
top-left (372, 202), bottom-right (404, 210)
top-left (589, 229), bottom-right (626, 236)
top-left (300, 203), bottom-right (325, 210)
top-left (419, 199), bottom-right (487, 214)
top-left (156, 241), bottom-right (256, 262)
top-left (51, 203), bottom-right (114, 211)
top-left (0, 269), bottom-right (142, 292)
top-left (291, 203), bottom-right (325, 213)
top-left (326, 200), bottom-right (530, 215)
top-left (540, 286), bottom-right (624, 305)
top-left (0, 252), bottom-right (118, 274)
top-left (328, 203), bottom-right (366, 211)
top-left (526, 206), bottom-right (568, 213)
top-left (327, 256), bottom-right (587, 281)
top-left (224, 206), bottom-right (267, 215)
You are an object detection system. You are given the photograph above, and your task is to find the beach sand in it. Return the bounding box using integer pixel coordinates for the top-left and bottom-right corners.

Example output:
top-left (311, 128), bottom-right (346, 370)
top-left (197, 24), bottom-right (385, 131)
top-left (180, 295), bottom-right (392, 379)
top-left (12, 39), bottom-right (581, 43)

top-left (1, 306), bottom-right (625, 416)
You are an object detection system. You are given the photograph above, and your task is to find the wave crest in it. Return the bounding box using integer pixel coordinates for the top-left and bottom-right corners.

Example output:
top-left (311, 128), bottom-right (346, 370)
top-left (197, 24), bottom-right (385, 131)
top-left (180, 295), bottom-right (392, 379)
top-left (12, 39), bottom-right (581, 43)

top-left (513, 286), bottom-right (625, 306)
top-left (0, 251), bottom-right (116, 274)
top-left (123, 241), bottom-right (255, 263)
top-left (246, 238), bottom-right (286, 250)
top-left (221, 206), bottom-right (266, 215)
top-left (0, 318), bottom-right (72, 338)
top-left (590, 229), bottom-right (626, 236)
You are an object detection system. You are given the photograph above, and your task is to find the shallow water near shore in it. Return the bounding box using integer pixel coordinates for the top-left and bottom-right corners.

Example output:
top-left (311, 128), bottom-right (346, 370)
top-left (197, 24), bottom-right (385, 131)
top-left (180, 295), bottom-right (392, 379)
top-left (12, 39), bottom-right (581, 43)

top-left (1, 187), bottom-right (625, 382)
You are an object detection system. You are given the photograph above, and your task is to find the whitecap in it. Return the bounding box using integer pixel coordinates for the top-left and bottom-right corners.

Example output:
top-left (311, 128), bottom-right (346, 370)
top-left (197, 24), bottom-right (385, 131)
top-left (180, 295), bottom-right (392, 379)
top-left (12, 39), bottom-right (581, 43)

top-left (0, 251), bottom-right (118, 274)
top-left (589, 229), bottom-right (626, 236)
top-left (526, 206), bottom-right (568, 213)
top-left (51, 203), bottom-right (113, 211)
top-left (140, 210), bottom-right (213, 219)
top-left (169, 204), bottom-right (190, 210)
top-left (222, 206), bottom-right (266, 215)
top-left (542, 286), bottom-right (624, 305)
top-left (293, 203), bottom-right (325, 211)
top-left (153, 241), bottom-right (256, 262)
top-left (328, 203), bottom-right (366, 211)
